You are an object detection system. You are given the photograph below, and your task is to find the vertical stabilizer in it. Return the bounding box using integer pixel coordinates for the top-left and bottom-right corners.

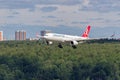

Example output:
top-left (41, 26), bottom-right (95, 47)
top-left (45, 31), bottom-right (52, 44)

top-left (82, 25), bottom-right (91, 38)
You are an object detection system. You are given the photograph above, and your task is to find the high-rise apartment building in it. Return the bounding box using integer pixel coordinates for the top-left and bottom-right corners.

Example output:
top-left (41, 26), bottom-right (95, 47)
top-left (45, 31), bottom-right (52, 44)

top-left (0, 31), bottom-right (3, 41)
top-left (15, 30), bottom-right (26, 40)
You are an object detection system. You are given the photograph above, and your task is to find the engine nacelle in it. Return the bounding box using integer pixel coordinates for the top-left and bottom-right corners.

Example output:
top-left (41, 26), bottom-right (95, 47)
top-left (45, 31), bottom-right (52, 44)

top-left (47, 41), bottom-right (53, 45)
top-left (71, 41), bottom-right (78, 45)
top-left (48, 41), bottom-right (53, 44)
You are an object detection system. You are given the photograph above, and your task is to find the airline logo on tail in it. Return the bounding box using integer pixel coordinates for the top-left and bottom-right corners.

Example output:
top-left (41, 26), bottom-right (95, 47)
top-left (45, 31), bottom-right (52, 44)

top-left (82, 25), bottom-right (91, 38)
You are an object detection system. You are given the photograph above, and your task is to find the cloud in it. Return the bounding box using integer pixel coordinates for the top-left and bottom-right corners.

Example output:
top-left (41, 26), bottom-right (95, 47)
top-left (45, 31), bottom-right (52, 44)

top-left (72, 21), bottom-right (89, 25)
top-left (0, 0), bottom-right (119, 12)
top-left (41, 15), bottom-right (56, 19)
top-left (32, 0), bottom-right (82, 5)
top-left (7, 15), bottom-right (15, 18)
top-left (118, 13), bottom-right (120, 15)
top-left (89, 18), bottom-right (104, 21)
top-left (0, 0), bottom-right (81, 9)
top-left (40, 6), bottom-right (58, 12)
top-left (0, 0), bottom-right (35, 9)
top-left (0, 0), bottom-right (119, 28)
top-left (12, 12), bottom-right (19, 15)
top-left (116, 20), bottom-right (120, 22)
top-left (80, 0), bottom-right (120, 12)
top-left (82, 0), bottom-right (90, 6)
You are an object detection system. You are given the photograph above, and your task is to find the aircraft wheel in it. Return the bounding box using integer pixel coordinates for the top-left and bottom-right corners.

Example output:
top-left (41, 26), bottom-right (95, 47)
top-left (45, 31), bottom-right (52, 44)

top-left (72, 45), bottom-right (77, 49)
top-left (58, 43), bottom-right (63, 48)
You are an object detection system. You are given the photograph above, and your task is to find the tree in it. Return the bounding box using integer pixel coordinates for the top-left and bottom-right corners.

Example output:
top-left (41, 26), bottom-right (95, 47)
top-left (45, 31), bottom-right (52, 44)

top-left (90, 62), bottom-right (119, 80)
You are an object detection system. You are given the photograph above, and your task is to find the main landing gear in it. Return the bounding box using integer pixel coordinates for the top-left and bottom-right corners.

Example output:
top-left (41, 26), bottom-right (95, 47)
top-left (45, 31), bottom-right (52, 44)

top-left (72, 45), bottom-right (77, 49)
top-left (58, 43), bottom-right (63, 48)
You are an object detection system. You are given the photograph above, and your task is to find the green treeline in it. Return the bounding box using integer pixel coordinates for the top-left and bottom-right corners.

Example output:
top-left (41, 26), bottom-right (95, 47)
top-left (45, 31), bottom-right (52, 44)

top-left (0, 40), bottom-right (120, 80)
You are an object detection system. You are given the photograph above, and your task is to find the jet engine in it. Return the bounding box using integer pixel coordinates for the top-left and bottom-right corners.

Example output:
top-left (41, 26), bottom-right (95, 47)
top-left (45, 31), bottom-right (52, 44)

top-left (71, 41), bottom-right (78, 45)
top-left (46, 41), bottom-right (53, 45)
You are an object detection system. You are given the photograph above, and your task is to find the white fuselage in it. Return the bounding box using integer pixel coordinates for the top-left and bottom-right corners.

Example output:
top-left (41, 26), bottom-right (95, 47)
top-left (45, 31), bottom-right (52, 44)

top-left (42, 33), bottom-right (88, 42)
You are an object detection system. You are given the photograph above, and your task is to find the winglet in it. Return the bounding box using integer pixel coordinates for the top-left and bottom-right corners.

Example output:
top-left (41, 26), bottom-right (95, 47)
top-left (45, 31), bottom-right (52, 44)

top-left (82, 25), bottom-right (91, 38)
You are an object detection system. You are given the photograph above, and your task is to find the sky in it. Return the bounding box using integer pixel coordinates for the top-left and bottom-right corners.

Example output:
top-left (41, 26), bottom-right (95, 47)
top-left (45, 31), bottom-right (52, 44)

top-left (0, 0), bottom-right (120, 39)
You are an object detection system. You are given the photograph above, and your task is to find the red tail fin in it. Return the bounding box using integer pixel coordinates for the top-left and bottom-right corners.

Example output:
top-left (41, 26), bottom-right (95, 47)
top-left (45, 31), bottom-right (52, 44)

top-left (82, 25), bottom-right (91, 38)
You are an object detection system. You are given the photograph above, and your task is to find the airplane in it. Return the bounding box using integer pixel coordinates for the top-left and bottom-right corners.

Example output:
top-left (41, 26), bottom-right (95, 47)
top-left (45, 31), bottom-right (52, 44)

top-left (40, 25), bottom-right (91, 48)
